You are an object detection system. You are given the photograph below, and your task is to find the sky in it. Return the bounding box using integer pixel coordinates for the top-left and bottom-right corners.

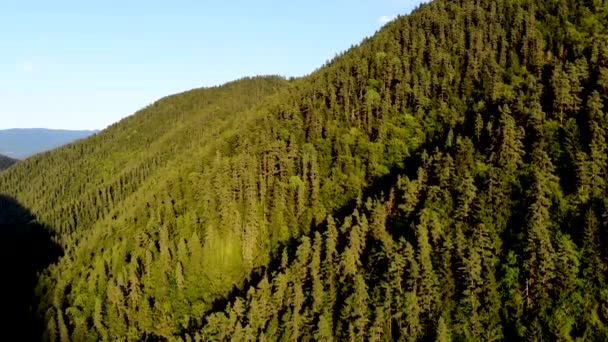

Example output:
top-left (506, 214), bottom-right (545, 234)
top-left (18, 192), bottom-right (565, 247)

top-left (0, 0), bottom-right (424, 130)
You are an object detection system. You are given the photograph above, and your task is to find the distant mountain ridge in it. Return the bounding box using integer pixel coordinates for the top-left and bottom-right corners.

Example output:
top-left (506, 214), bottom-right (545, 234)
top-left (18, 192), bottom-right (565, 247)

top-left (0, 128), bottom-right (98, 159)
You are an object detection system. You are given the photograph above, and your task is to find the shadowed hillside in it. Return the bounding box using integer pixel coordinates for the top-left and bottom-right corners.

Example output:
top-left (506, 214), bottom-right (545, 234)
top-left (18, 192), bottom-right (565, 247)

top-left (0, 195), bottom-right (62, 340)
top-left (0, 154), bottom-right (16, 171)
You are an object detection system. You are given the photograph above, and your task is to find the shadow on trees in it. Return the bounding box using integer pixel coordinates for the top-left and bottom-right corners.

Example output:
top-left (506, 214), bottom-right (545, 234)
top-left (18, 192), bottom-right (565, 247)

top-left (191, 129), bottom-right (454, 337)
top-left (0, 195), bottom-right (63, 340)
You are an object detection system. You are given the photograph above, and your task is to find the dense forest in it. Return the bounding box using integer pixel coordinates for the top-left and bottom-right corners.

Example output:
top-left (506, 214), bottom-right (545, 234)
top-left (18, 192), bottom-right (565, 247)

top-left (0, 0), bottom-right (607, 340)
top-left (0, 154), bottom-right (16, 171)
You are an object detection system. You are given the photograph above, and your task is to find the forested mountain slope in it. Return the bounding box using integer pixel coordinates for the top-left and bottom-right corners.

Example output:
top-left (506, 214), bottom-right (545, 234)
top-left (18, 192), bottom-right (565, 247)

top-left (0, 76), bottom-right (290, 338)
top-left (1, 0), bottom-right (608, 340)
top-left (0, 154), bottom-right (16, 171)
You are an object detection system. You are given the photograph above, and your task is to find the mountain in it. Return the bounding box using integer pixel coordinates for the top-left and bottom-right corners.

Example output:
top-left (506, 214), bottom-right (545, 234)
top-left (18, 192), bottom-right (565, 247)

top-left (0, 0), bottom-right (607, 340)
top-left (0, 128), bottom-right (98, 159)
top-left (0, 154), bottom-right (17, 171)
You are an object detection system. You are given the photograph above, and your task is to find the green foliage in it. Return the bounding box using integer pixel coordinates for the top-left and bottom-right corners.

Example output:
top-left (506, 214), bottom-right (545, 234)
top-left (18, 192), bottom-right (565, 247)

top-left (1, 0), bottom-right (608, 340)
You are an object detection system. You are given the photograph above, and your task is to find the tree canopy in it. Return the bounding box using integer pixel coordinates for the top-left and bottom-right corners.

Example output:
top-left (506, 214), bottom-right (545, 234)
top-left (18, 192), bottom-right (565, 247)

top-left (1, 0), bottom-right (608, 340)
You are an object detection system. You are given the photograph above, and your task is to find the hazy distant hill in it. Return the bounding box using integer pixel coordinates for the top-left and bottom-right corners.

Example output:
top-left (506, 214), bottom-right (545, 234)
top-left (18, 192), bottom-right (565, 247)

top-left (0, 128), bottom-right (97, 159)
top-left (0, 154), bottom-right (16, 171)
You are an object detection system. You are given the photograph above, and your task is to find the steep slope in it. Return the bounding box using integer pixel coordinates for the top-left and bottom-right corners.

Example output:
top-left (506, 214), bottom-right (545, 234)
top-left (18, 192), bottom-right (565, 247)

top-left (0, 76), bottom-right (290, 338)
top-left (0, 128), bottom-right (97, 159)
top-left (0, 0), bottom-right (607, 340)
top-left (193, 1), bottom-right (608, 341)
top-left (0, 154), bottom-right (16, 171)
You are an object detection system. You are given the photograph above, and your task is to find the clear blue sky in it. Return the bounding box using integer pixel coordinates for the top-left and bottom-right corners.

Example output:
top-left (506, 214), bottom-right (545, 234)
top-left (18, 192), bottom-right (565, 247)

top-left (0, 0), bottom-right (423, 130)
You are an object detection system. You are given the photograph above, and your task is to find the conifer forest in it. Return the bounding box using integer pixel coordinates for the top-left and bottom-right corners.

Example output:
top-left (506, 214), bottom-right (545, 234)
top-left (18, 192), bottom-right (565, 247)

top-left (1, 0), bottom-right (608, 340)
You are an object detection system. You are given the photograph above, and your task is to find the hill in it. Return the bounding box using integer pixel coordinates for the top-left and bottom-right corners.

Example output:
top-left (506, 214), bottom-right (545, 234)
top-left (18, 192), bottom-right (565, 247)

top-left (0, 154), bottom-right (16, 171)
top-left (0, 128), bottom-right (97, 159)
top-left (1, 0), bottom-right (607, 340)
top-left (0, 76), bottom-right (291, 338)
